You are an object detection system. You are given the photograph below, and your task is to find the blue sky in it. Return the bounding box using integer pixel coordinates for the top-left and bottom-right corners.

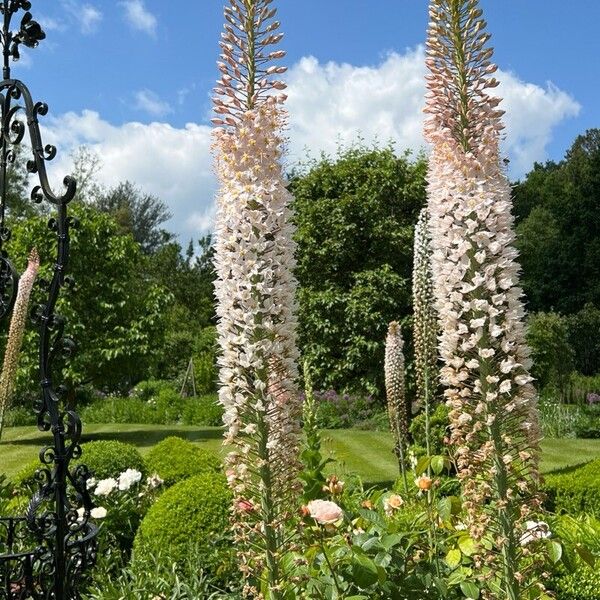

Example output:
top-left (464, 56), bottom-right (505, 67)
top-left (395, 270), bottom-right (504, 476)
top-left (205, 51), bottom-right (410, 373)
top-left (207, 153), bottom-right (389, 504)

top-left (14, 1), bottom-right (598, 241)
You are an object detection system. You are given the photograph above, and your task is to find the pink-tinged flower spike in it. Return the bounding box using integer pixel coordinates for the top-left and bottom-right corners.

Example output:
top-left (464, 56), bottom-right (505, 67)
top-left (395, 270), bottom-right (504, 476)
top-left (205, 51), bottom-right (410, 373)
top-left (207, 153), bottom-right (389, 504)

top-left (424, 1), bottom-right (544, 598)
top-left (384, 321), bottom-right (409, 491)
top-left (212, 0), bottom-right (300, 596)
top-left (413, 207), bottom-right (439, 411)
top-left (0, 249), bottom-right (40, 440)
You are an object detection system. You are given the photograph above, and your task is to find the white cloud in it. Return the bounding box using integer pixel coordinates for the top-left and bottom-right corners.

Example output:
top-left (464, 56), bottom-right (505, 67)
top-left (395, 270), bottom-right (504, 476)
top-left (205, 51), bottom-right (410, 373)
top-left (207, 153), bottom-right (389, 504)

top-left (62, 1), bottom-right (102, 34)
top-left (40, 110), bottom-right (216, 240)
top-left (134, 90), bottom-right (172, 117)
top-left (36, 48), bottom-right (579, 240)
top-left (285, 48), bottom-right (580, 177)
top-left (120, 0), bottom-right (157, 37)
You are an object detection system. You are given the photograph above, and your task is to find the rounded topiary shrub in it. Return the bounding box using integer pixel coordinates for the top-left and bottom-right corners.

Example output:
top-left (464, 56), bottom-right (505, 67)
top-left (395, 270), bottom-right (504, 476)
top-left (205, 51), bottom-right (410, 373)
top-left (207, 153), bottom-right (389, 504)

top-left (543, 459), bottom-right (600, 516)
top-left (133, 472), bottom-right (233, 582)
top-left (75, 440), bottom-right (146, 480)
top-left (554, 566), bottom-right (600, 600)
top-left (144, 436), bottom-right (221, 486)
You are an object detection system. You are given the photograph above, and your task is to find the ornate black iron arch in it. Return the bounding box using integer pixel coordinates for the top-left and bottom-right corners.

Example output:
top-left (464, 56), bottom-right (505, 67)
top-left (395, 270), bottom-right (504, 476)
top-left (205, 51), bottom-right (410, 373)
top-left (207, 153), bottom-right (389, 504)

top-left (0, 2), bottom-right (98, 598)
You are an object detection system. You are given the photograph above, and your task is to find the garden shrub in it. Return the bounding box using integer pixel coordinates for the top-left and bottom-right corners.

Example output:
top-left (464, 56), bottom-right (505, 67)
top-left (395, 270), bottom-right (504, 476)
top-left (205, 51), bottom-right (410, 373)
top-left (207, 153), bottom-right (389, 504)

top-left (75, 440), bottom-right (146, 480)
top-left (312, 390), bottom-right (386, 430)
top-left (133, 473), bottom-right (233, 583)
top-left (554, 566), bottom-right (600, 600)
top-left (409, 402), bottom-right (450, 459)
top-left (131, 379), bottom-right (176, 401)
top-left (543, 459), bottom-right (600, 516)
top-left (144, 436), bottom-right (221, 486)
top-left (81, 392), bottom-right (223, 426)
top-left (13, 458), bottom-right (44, 495)
top-left (180, 394), bottom-right (223, 426)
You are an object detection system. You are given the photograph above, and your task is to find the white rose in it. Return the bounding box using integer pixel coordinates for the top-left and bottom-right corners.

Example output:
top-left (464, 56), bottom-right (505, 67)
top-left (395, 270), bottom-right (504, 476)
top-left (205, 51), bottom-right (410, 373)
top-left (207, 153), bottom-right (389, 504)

top-left (94, 478), bottom-right (117, 497)
top-left (118, 469), bottom-right (143, 491)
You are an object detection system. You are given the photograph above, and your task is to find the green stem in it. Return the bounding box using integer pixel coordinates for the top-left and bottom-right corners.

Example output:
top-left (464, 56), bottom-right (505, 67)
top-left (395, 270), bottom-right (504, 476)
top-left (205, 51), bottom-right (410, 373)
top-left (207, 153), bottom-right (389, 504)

top-left (320, 526), bottom-right (343, 598)
top-left (256, 397), bottom-right (282, 599)
top-left (244, 0), bottom-right (257, 109)
top-left (423, 368), bottom-right (441, 583)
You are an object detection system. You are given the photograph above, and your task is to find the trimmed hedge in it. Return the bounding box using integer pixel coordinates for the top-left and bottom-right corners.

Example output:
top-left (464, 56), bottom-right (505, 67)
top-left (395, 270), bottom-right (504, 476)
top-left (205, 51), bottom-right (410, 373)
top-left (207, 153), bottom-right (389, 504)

top-left (554, 566), bottom-right (600, 600)
top-left (75, 440), bottom-right (146, 480)
top-left (543, 459), bottom-right (600, 516)
top-left (133, 473), bottom-right (232, 581)
top-left (144, 436), bottom-right (222, 487)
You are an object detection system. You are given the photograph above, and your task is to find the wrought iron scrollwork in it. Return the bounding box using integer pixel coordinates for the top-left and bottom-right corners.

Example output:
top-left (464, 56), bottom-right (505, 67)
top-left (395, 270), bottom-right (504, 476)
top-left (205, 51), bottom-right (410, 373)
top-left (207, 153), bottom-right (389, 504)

top-left (0, 2), bottom-right (98, 598)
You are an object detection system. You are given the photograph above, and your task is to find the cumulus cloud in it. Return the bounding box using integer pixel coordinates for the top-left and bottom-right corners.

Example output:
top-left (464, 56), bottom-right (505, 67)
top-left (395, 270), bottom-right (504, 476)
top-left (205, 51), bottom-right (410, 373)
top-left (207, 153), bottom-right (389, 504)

top-left (40, 110), bottom-right (216, 241)
top-left (134, 90), bottom-right (172, 117)
top-left (285, 48), bottom-right (580, 175)
top-left (37, 48), bottom-right (579, 240)
top-left (120, 0), bottom-right (157, 37)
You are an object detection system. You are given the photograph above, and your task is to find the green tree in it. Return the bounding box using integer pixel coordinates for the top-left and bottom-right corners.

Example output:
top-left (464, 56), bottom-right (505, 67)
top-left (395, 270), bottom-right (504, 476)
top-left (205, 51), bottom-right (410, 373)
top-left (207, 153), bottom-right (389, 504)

top-left (148, 235), bottom-right (216, 380)
top-left (290, 145), bottom-right (427, 397)
top-left (8, 202), bottom-right (172, 398)
top-left (567, 304), bottom-right (600, 376)
top-left (515, 129), bottom-right (600, 314)
top-left (95, 181), bottom-right (173, 254)
top-left (526, 312), bottom-right (574, 393)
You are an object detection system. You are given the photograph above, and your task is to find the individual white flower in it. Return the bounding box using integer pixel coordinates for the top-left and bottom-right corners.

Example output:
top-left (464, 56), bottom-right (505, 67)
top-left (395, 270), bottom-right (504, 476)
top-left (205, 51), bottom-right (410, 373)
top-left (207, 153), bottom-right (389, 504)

top-left (94, 478), bottom-right (117, 497)
top-left (118, 469), bottom-right (142, 491)
top-left (520, 521), bottom-right (551, 546)
top-left (91, 507), bottom-right (107, 520)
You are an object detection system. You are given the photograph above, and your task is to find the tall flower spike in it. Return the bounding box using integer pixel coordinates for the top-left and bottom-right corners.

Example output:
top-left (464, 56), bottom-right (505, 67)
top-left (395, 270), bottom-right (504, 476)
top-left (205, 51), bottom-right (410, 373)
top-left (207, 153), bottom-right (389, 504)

top-left (384, 321), bottom-right (409, 490)
top-left (424, 1), bottom-right (544, 597)
top-left (212, 1), bottom-right (301, 596)
top-left (0, 249), bottom-right (40, 440)
top-left (413, 207), bottom-right (438, 410)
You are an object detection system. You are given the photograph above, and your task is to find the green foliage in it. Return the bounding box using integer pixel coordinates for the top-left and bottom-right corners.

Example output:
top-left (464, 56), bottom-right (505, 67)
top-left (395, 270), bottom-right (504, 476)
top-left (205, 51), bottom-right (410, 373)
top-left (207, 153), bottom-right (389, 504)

top-left (7, 202), bottom-right (172, 397)
top-left (410, 403), bottom-right (450, 460)
top-left (290, 144), bottom-right (426, 396)
top-left (311, 389), bottom-right (386, 430)
top-left (86, 546), bottom-right (240, 599)
top-left (554, 567), bottom-right (600, 600)
top-left (526, 312), bottom-right (574, 393)
top-left (144, 436), bottom-right (222, 486)
top-left (543, 460), bottom-right (600, 516)
top-left (76, 440), bottom-right (146, 480)
top-left (81, 388), bottom-right (223, 427)
top-left (133, 473), bottom-right (233, 584)
top-left (151, 237), bottom-right (216, 381)
top-left (514, 129), bottom-right (600, 314)
top-left (567, 304), bottom-right (600, 376)
top-left (94, 180), bottom-right (173, 254)
top-left (300, 365), bottom-right (333, 502)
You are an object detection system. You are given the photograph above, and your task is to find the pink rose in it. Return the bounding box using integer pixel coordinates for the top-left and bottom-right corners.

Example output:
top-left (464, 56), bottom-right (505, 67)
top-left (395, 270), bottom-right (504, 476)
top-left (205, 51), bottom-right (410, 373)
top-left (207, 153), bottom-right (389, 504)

top-left (307, 499), bottom-right (343, 525)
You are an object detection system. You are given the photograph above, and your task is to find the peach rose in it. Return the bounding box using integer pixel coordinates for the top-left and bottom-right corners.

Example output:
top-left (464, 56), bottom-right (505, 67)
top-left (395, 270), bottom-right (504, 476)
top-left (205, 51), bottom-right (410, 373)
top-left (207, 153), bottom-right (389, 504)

top-left (307, 499), bottom-right (343, 525)
top-left (416, 475), bottom-right (433, 491)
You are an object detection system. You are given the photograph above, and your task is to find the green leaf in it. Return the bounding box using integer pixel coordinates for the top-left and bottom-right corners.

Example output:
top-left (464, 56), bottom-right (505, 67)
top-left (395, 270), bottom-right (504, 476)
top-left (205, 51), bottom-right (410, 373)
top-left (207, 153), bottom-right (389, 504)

top-left (460, 581), bottom-right (480, 599)
top-left (458, 536), bottom-right (478, 557)
top-left (416, 456), bottom-right (430, 476)
top-left (431, 455), bottom-right (445, 475)
top-left (546, 539), bottom-right (562, 563)
top-left (445, 548), bottom-right (462, 569)
top-left (575, 544), bottom-right (596, 568)
top-left (351, 553), bottom-right (379, 588)
top-left (381, 533), bottom-right (402, 550)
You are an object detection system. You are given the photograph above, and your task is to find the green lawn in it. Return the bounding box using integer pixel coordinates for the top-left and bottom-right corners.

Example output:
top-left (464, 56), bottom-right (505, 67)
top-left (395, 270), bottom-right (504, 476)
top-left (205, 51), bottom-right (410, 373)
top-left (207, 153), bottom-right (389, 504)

top-left (2, 425), bottom-right (600, 484)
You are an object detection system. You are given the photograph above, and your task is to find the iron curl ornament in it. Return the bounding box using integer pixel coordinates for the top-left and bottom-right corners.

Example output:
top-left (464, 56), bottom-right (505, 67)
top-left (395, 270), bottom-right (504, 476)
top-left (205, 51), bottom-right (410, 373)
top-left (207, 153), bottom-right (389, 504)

top-left (0, 2), bottom-right (98, 598)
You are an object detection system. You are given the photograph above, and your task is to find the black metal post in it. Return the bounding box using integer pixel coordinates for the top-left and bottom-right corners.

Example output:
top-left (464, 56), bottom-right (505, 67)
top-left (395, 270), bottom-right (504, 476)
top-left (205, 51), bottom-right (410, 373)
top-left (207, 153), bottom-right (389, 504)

top-left (0, 2), bottom-right (98, 598)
